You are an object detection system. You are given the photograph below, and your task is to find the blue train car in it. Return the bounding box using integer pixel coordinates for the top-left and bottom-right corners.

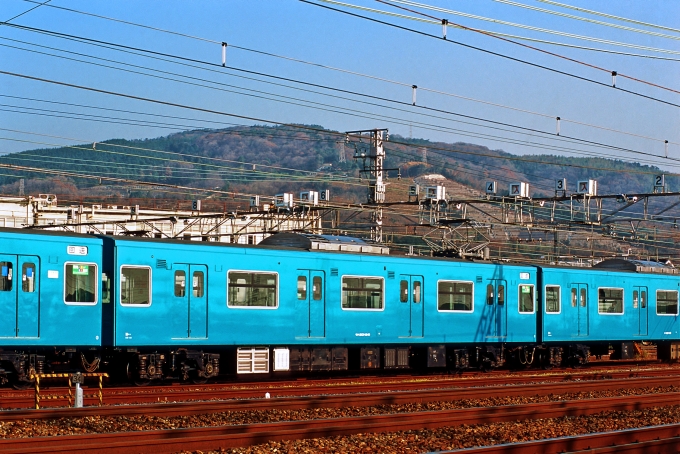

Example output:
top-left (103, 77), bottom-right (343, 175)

top-left (103, 233), bottom-right (541, 380)
top-left (0, 228), bottom-right (103, 385)
top-left (539, 259), bottom-right (680, 361)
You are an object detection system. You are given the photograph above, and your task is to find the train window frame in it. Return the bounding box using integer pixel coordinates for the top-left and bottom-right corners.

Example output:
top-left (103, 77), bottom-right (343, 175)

top-left (437, 280), bottom-right (473, 312)
top-left (545, 285), bottom-right (561, 314)
top-left (656, 290), bottom-right (678, 316)
top-left (297, 276), bottom-right (307, 300)
top-left (63, 261), bottom-right (98, 306)
top-left (174, 270), bottom-right (186, 298)
top-left (119, 265), bottom-right (152, 307)
top-left (518, 284), bottom-right (535, 314)
top-left (0, 261), bottom-right (12, 291)
top-left (598, 287), bottom-right (624, 315)
top-left (341, 275), bottom-right (385, 311)
top-left (227, 270), bottom-right (279, 309)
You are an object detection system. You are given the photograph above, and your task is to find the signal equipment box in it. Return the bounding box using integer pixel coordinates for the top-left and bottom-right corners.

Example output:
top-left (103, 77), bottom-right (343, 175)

top-left (509, 182), bottom-right (530, 198)
top-left (424, 185), bottom-right (446, 201)
top-left (577, 180), bottom-right (597, 196)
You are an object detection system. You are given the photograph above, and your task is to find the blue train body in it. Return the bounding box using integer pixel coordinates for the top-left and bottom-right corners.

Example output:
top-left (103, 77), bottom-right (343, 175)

top-left (0, 228), bottom-right (678, 384)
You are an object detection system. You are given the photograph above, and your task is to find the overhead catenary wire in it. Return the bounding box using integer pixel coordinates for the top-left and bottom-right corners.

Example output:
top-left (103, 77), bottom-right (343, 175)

top-left (2, 6), bottom-right (677, 148)
top-left (2, 28), bottom-right (677, 166)
top-left (309, 0), bottom-right (680, 100)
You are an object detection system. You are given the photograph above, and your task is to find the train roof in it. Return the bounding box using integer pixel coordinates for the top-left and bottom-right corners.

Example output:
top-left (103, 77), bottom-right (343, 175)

top-left (592, 258), bottom-right (678, 275)
top-left (258, 232), bottom-right (390, 255)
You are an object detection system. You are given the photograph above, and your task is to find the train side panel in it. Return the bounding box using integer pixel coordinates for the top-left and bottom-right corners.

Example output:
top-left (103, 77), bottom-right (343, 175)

top-left (0, 229), bottom-right (103, 347)
top-left (540, 266), bottom-right (680, 344)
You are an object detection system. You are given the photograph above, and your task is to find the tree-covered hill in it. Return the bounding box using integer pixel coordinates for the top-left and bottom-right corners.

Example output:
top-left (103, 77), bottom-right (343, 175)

top-left (0, 125), bottom-right (673, 202)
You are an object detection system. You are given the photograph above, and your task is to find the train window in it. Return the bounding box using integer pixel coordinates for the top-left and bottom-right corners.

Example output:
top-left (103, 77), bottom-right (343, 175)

top-left (598, 288), bottom-right (623, 314)
top-left (633, 290), bottom-right (638, 309)
top-left (102, 273), bottom-right (110, 304)
top-left (228, 271), bottom-right (278, 308)
top-left (341, 276), bottom-right (384, 310)
top-left (193, 271), bottom-right (204, 298)
top-left (313, 276), bottom-right (322, 301)
top-left (545, 286), bottom-right (560, 313)
top-left (400, 280), bottom-right (408, 303)
top-left (498, 285), bottom-right (505, 305)
top-left (297, 276), bottom-right (307, 300)
top-left (120, 266), bottom-right (150, 305)
top-left (22, 263), bottom-right (35, 293)
top-left (174, 271), bottom-right (186, 297)
top-left (0, 262), bottom-right (12, 291)
top-left (580, 288), bottom-right (586, 307)
top-left (640, 291), bottom-right (647, 309)
top-left (413, 281), bottom-right (421, 303)
top-left (519, 285), bottom-right (534, 313)
top-left (486, 284), bottom-right (494, 305)
top-left (571, 289), bottom-right (577, 307)
top-left (656, 290), bottom-right (678, 315)
top-left (64, 262), bottom-right (97, 304)
top-left (438, 281), bottom-right (473, 311)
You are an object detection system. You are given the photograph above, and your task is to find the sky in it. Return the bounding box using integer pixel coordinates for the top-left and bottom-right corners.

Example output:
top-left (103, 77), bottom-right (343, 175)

top-left (2, 0), bottom-right (680, 176)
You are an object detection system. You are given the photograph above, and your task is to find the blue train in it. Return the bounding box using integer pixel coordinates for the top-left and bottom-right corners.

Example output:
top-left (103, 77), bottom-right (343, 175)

top-left (0, 228), bottom-right (678, 386)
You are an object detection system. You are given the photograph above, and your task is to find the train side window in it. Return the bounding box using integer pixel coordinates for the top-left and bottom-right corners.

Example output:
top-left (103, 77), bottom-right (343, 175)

top-left (656, 290), bottom-right (678, 315)
top-left (486, 284), bottom-right (494, 305)
top-left (519, 285), bottom-right (534, 313)
top-left (341, 276), bottom-right (383, 310)
top-left (64, 262), bottom-right (97, 304)
top-left (413, 281), bottom-right (421, 303)
top-left (400, 280), bottom-right (408, 303)
top-left (438, 281), bottom-right (473, 311)
top-left (174, 271), bottom-right (186, 297)
top-left (297, 276), bottom-right (307, 300)
top-left (598, 288), bottom-right (623, 314)
top-left (101, 273), bottom-right (110, 304)
top-left (0, 262), bottom-right (12, 291)
top-left (545, 286), bottom-right (560, 313)
top-left (228, 271), bottom-right (278, 308)
top-left (312, 276), bottom-right (322, 301)
top-left (120, 266), bottom-right (151, 306)
top-left (192, 271), bottom-right (204, 298)
top-left (22, 263), bottom-right (35, 293)
top-left (498, 285), bottom-right (505, 306)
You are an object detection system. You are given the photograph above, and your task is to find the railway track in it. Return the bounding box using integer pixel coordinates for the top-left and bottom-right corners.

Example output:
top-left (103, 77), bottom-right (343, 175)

top-left (1, 363), bottom-right (676, 409)
top-left (0, 392), bottom-right (676, 453)
top-left (443, 424), bottom-right (680, 453)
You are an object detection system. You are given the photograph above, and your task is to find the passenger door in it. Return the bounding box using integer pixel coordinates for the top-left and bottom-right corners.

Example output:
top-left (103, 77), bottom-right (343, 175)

top-left (633, 286), bottom-right (648, 336)
top-left (295, 270), bottom-right (326, 338)
top-left (486, 279), bottom-right (507, 340)
top-left (173, 264), bottom-right (208, 338)
top-left (0, 255), bottom-right (39, 338)
top-left (570, 284), bottom-right (588, 337)
top-left (399, 275), bottom-right (424, 338)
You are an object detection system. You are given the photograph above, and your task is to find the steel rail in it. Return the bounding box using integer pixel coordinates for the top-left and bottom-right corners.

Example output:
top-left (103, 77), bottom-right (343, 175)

top-left (0, 393), bottom-right (676, 453)
top-left (439, 423), bottom-right (680, 453)
top-left (0, 366), bottom-right (675, 409)
top-left (0, 376), bottom-right (677, 422)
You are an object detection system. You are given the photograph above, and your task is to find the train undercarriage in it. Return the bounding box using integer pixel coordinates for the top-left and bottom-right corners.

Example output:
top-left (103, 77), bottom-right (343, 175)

top-left (0, 341), bottom-right (675, 387)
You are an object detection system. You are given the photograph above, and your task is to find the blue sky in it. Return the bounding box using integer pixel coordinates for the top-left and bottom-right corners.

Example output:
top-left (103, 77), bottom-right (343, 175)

top-left (1, 0), bottom-right (680, 172)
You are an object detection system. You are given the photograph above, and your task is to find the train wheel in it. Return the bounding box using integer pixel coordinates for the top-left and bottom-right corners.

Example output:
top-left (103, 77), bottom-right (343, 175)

top-left (191, 377), bottom-right (208, 385)
top-left (126, 362), bottom-right (151, 387)
top-left (11, 379), bottom-right (33, 390)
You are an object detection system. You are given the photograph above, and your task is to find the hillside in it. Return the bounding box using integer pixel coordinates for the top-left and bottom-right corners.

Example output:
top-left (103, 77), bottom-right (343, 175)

top-left (0, 125), bottom-right (674, 203)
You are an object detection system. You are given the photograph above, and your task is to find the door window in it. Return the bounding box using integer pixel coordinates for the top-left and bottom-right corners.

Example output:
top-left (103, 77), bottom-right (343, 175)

top-left (312, 276), bottom-right (322, 301)
top-left (21, 263), bottom-right (35, 293)
top-left (0, 262), bottom-right (12, 291)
